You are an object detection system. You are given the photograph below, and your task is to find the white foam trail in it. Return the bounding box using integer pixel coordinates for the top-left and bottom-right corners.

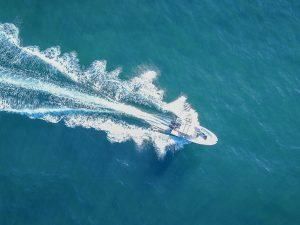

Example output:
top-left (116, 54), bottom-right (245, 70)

top-left (0, 106), bottom-right (112, 116)
top-left (23, 46), bottom-right (81, 82)
top-left (0, 23), bottom-right (199, 157)
top-left (0, 74), bottom-right (164, 127)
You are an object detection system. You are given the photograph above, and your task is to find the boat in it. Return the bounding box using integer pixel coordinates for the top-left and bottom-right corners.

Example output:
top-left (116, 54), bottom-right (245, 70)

top-left (168, 118), bottom-right (218, 145)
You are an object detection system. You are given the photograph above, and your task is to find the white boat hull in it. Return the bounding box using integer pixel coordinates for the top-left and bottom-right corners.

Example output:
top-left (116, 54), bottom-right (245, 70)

top-left (170, 125), bottom-right (218, 145)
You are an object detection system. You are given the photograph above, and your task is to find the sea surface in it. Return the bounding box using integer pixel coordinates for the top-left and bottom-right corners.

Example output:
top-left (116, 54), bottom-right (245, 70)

top-left (0, 1), bottom-right (299, 225)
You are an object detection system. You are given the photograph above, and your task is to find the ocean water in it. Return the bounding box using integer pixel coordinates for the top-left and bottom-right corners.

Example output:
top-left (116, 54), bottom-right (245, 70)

top-left (0, 0), bottom-right (299, 225)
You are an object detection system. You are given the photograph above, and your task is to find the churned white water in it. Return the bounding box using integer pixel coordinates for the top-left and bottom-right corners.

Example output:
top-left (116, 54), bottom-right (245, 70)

top-left (0, 23), bottom-right (200, 157)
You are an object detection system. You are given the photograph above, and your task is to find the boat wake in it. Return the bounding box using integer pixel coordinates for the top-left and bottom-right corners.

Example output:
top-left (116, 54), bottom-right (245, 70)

top-left (0, 23), bottom-right (200, 157)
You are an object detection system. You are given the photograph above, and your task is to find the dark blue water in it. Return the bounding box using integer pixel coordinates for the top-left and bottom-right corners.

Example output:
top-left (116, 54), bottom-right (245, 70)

top-left (0, 1), bottom-right (300, 224)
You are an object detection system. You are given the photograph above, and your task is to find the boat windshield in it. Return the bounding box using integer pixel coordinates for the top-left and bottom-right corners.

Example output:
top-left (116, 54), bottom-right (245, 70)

top-left (197, 130), bottom-right (208, 140)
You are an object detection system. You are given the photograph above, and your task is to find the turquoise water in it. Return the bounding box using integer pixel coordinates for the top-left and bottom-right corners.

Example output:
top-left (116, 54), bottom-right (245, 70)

top-left (0, 0), bottom-right (300, 224)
